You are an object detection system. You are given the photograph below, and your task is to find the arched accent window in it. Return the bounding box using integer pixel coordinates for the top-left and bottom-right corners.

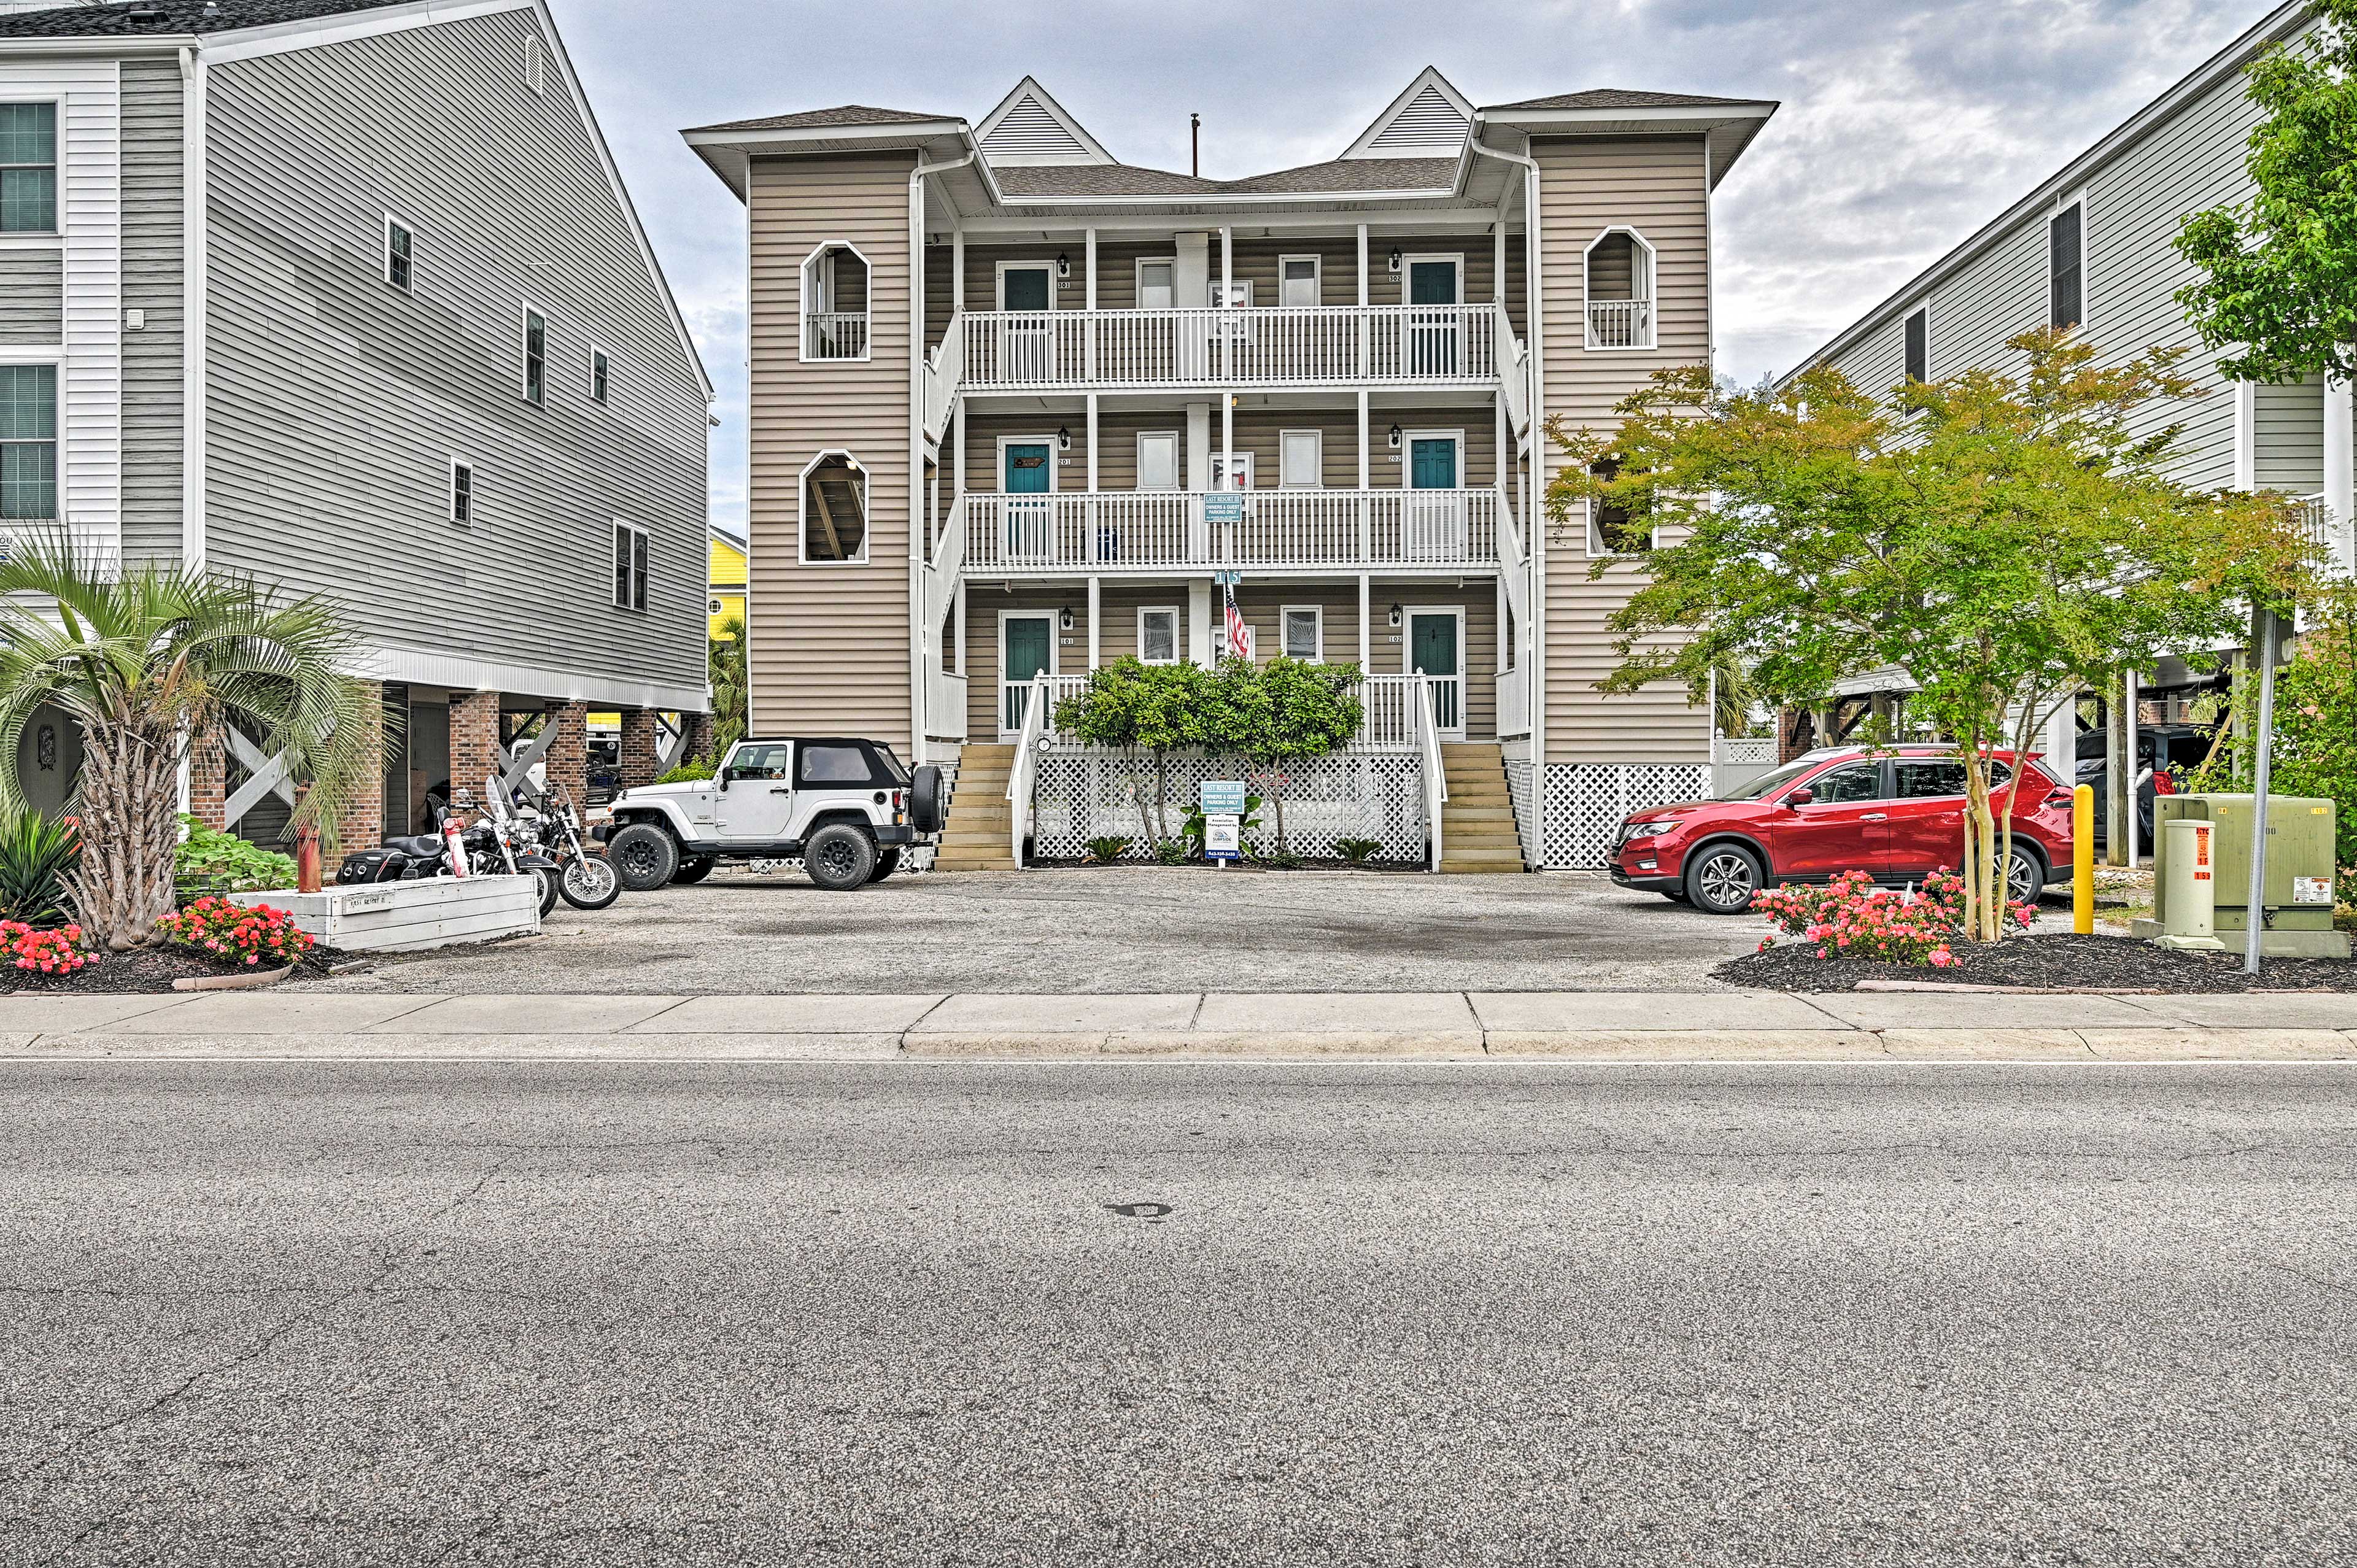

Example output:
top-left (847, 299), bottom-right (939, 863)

top-left (800, 450), bottom-right (868, 563)
top-left (801, 242), bottom-right (871, 361)
top-left (1582, 227), bottom-right (1656, 351)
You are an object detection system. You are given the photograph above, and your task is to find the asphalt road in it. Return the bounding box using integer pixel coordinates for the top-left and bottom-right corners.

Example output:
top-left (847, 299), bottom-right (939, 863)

top-left (2, 1062), bottom-right (2352, 1566)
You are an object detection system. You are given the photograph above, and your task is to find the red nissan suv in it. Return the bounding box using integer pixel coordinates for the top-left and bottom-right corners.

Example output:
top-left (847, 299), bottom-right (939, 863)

top-left (1609, 746), bottom-right (2075, 915)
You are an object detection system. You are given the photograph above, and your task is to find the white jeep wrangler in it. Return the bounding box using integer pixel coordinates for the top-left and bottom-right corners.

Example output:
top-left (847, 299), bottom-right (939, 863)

top-left (595, 738), bottom-right (946, 891)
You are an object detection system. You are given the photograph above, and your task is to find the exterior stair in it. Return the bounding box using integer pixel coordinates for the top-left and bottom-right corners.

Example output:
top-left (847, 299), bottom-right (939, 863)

top-left (1438, 742), bottom-right (1525, 873)
top-left (932, 744), bottom-right (1018, 871)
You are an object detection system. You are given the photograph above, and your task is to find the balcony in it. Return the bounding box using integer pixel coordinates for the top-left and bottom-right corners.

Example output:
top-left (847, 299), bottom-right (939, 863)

top-left (955, 487), bottom-right (1506, 577)
top-left (803, 311), bottom-right (867, 360)
top-left (1584, 298), bottom-right (1654, 351)
top-left (956, 303), bottom-right (1508, 393)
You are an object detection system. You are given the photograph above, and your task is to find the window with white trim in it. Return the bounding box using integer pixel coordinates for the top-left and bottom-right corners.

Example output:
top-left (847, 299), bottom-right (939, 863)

top-left (384, 217), bottom-right (414, 293)
top-left (0, 363), bottom-right (57, 522)
top-left (0, 103), bottom-right (56, 234)
top-left (590, 346), bottom-right (611, 406)
top-left (1136, 431), bottom-right (1180, 490)
top-left (1136, 258), bottom-right (1175, 310)
top-left (1138, 606), bottom-right (1180, 665)
top-left (1903, 307), bottom-right (1927, 384)
top-left (1583, 228), bottom-right (1656, 350)
top-left (1281, 605), bottom-right (1323, 662)
top-left (2048, 201), bottom-right (2082, 331)
top-left (612, 521), bottom-right (649, 611)
top-left (1587, 457), bottom-right (1653, 555)
top-left (449, 460), bottom-right (473, 525)
top-left (801, 451), bottom-right (868, 563)
top-left (802, 244), bottom-right (870, 360)
top-left (522, 307), bottom-right (547, 406)
top-left (1280, 255), bottom-right (1321, 308)
top-left (1279, 430), bottom-right (1322, 488)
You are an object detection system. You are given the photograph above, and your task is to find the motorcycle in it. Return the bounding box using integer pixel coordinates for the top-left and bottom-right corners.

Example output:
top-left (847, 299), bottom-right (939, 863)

top-left (338, 787), bottom-right (563, 917)
top-left (516, 784), bottom-right (621, 911)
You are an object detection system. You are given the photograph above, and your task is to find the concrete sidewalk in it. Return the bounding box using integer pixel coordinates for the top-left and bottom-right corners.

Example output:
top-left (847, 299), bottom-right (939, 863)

top-left (1, 989), bottom-right (2351, 1060)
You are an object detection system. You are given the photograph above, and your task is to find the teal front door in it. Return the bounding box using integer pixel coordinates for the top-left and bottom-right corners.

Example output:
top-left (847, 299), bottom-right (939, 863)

top-left (1409, 612), bottom-right (1462, 736)
top-left (1405, 438), bottom-right (1464, 557)
top-left (1004, 442), bottom-right (1053, 562)
top-left (1000, 266), bottom-right (1053, 382)
top-left (1409, 438), bottom-right (1457, 489)
top-left (1002, 615), bottom-right (1052, 736)
top-left (1407, 260), bottom-right (1458, 374)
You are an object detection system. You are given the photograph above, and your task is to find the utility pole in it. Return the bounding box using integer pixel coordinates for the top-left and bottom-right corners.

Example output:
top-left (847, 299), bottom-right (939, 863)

top-left (2244, 609), bottom-right (2281, 974)
top-left (1191, 113), bottom-right (1201, 178)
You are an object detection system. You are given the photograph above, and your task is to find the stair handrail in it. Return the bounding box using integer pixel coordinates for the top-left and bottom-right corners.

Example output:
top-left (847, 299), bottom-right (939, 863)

top-left (1005, 673), bottom-right (1050, 867)
top-left (1416, 674), bottom-right (1448, 872)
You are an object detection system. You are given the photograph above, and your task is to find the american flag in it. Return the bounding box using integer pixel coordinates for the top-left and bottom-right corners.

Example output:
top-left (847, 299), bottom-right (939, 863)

top-left (1222, 577), bottom-right (1252, 661)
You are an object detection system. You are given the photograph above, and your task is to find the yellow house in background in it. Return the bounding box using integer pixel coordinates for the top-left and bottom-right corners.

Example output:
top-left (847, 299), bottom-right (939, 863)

top-left (709, 523), bottom-right (747, 636)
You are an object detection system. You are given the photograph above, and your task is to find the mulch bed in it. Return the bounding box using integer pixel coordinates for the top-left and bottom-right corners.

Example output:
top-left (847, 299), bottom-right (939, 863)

top-left (1717, 933), bottom-right (2357, 994)
top-left (1029, 858), bottom-right (1422, 873)
top-left (4, 943), bottom-right (349, 995)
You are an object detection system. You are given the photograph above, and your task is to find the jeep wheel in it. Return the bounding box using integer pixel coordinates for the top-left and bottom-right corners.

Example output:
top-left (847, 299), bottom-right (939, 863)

top-left (867, 847), bottom-right (903, 884)
top-left (608, 823), bottom-right (678, 892)
top-left (670, 857), bottom-right (716, 886)
top-left (805, 824), bottom-right (877, 891)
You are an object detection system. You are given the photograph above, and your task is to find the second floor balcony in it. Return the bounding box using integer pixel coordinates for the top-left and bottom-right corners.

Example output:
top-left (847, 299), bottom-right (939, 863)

top-left (952, 486), bottom-right (1507, 577)
top-left (953, 303), bottom-right (1511, 393)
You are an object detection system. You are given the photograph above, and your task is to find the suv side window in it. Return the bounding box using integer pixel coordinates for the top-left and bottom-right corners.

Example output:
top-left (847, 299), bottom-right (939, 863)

top-left (798, 744), bottom-right (872, 786)
top-left (1894, 759), bottom-right (2010, 797)
top-left (727, 744), bottom-right (791, 781)
top-left (1809, 762), bottom-right (1886, 804)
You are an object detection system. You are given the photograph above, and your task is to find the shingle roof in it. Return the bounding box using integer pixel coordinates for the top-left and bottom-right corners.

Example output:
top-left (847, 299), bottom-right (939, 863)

top-left (0, 0), bottom-right (408, 37)
top-left (991, 155), bottom-right (1457, 200)
top-left (685, 105), bottom-right (957, 134)
top-left (1481, 87), bottom-right (1768, 112)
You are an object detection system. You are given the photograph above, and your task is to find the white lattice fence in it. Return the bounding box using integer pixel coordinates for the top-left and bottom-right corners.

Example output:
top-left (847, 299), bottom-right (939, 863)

top-left (1542, 763), bottom-right (1712, 868)
top-left (1030, 750), bottom-right (1428, 863)
top-left (1503, 757), bottom-right (1539, 871)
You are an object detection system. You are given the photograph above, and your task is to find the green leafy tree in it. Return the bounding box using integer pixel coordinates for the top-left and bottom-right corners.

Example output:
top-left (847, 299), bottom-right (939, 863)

top-left (2176, 0), bottom-right (2357, 382)
top-left (1550, 334), bottom-right (2312, 941)
top-left (0, 538), bottom-right (378, 949)
top-left (1055, 658), bottom-right (1206, 852)
top-left (709, 614), bottom-right (748, 755)
top-left (1228, 657), bottom-right (1365, 854)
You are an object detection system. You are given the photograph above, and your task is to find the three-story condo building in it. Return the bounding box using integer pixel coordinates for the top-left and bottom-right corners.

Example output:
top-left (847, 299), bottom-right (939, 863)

top-left (686, 74), bottom-right (1775, 868)
top-left (0, 0), bottom-right (712, 845)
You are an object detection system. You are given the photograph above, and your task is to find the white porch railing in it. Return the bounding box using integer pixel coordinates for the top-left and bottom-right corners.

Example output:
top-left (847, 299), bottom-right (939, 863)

top-left (923, 318), bottom-right (962, 447)
top-left (1496, 664), bottom-right (1531, 739)
top-left (804, 311), bottom-right (867, 360)
top-left (1352, 674), bottom-right (1418, 752)
top-left (1006, 674), bottom-right (1050, 865)
top-left (1415, 674), bottom-right (1447, 871)
top-left (2296, 492), bottom-right (2347, 578)
top-left (1501, 331), bottom-right (1531, 446)
top-left (1585, 299), bottom-right (1653, 350)
top-left (962, 488), bottom-right (1503, 575)
top-left (959, 303), bottom-right (1503, 391)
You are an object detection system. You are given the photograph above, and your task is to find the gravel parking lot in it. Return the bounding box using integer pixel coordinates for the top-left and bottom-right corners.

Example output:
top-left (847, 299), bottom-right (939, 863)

top-left (293, 868), bottom-right (1770, 995)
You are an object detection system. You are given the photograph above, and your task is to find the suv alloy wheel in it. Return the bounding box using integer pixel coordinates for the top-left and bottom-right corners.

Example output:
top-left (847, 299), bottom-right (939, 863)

top-left (1685, 843), bottom-right (1763, 916)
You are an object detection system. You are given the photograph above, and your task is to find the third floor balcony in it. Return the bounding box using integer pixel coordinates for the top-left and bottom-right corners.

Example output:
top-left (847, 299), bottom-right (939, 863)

top-left (948, 302), bottom-right (1512, 394)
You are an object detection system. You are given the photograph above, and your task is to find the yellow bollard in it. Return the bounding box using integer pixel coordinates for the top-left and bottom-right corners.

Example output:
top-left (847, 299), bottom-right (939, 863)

top-left (2073, 784), bottom-right (2095, 935)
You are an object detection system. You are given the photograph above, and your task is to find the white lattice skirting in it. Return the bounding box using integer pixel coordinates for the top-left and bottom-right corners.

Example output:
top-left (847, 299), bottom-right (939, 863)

top-left (1542, 762), bottom-right (1713, 868)
top-left (1031, 750), bottom-right (1428, 863)
top-left (1503, 756), bottom-right (1539, 872)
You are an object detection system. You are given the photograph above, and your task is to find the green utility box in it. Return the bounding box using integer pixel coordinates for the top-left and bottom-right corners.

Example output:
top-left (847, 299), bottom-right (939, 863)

top-left (2148, 794), bottom-right (2348, 958)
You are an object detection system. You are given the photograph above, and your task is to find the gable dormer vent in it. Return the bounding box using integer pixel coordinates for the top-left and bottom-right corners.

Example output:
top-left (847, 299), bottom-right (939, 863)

top-left (1366, 82), bottom-right (1468, 153)
top-left (984, 95), bottom-right (1085, 160)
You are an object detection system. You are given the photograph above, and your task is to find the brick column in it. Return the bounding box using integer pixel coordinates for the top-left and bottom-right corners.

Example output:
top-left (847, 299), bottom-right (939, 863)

top-left (619, 708), bottom-right (661, 788)
top-left (187, 722), bottom-right (227, 832)
top-left (682, 711), bottom-right (715, 763)
top-left (544, 700), bottom-right (589, 806)
top-left (327, 681), bottom-right (384, 852)
top-left (448, 690), bottom-right (504, 816)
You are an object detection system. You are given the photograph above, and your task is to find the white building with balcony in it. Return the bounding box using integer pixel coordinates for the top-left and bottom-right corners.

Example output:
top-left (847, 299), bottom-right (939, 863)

top-left (685, 71), bottom-right (1777, 869)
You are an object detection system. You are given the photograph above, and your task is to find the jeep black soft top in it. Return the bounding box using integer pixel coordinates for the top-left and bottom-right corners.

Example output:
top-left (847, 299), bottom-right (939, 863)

top-left (722, 737), bottom-right (910, 790)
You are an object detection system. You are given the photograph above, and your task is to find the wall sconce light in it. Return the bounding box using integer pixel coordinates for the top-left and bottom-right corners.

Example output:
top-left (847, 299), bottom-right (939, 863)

top-left (1387, 424), bottom-right (1402, 449)
top-left (1060, 607), bottom-right (1077, 631)
top-left (1387, 603), bottom-right (1403, 628)
top-left (1056, 252), bottom-right (1071, 278)
top-left (1387, 248), bottom-right (1403, 274)
top-left (1056, 426), bottom-right (1071, 451)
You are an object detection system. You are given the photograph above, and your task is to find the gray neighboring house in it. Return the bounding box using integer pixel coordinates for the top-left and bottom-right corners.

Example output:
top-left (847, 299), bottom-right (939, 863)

top-left (0, 0), bottom-right (711, 843)
top-left (1779, 0), bottom-right (2353, 774)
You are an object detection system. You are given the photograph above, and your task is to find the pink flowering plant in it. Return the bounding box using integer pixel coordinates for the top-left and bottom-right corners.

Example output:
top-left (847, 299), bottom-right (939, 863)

top-left (1752, 868), bottom-right (2035, 967)
top-left (155, 897), bottom-right (314, 968)
top-left (1, 919), bottom-right (96, 976)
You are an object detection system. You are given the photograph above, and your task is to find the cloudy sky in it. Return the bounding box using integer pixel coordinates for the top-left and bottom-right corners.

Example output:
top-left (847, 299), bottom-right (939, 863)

top-left (550, 0), bottom-right (2272, 529)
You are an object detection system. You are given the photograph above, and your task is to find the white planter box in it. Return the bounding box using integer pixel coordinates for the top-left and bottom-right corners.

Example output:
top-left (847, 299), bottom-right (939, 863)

top-left (231, 875), bottom-right (542, 953)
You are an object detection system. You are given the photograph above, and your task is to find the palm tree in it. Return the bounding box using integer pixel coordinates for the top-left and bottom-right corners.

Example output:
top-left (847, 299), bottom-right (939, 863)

top-left (0, 538), bottom-right (379, 949)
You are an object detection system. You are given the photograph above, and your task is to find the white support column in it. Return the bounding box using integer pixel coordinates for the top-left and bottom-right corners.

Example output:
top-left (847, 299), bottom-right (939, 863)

top-left (952, 401), bottom-right (966, 498)
top-left (2233, 380), bottom-right (2256, 492)
top-left (1220, 228), bottom-right (1234, 498)
top-left (1189, 579), bottom-right (1214, 668)
top-left (1088, 576), bottom-right (1101, 670)
top-left (1357, 223), bottom-right (1368, 305)
top-left (1357, 223), bottom-right (1369, 376)
top-left (1496, 575), bottom-right (1508, 674)
top-left (951, 229), bottom-right (964, 313)
top-left (1357, 389), bottom-right (1371, 561)
top-left (2329, 374), bottom-right (2355, 575)
top-left (1084, 227), bottom-right (1096, 310)
top-left (2124, 666), bottom-right (2140, 870)
top-left (1086, 392), bottom-right (1099, 565)
top-left (953, 581), bottom-right (967, 676)
top-left (1358, 574), bottom-right (1371, 668)
top-left (1492, 220), bottom-right (1506, 303)
top-left (1084, 227), bottom-right (1097, 382)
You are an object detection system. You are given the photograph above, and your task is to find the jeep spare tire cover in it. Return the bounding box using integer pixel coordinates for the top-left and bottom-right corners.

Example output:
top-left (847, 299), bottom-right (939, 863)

top-left (909, 765), bottom-right (946, 833)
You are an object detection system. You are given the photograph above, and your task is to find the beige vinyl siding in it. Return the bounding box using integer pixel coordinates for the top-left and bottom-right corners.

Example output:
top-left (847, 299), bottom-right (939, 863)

top-left (749, 152), bottom-right (915, 746)
top-left (0, 249), bottom-right (61, 344)
top-left (959, 579), bottom-right (1496, 738)
top-left (1536, 135), bottom-right (1711, 763)
top-left (119, 55), bottom-right (182, 565)
top-left (2255, 374), bottom-right (2324, 492)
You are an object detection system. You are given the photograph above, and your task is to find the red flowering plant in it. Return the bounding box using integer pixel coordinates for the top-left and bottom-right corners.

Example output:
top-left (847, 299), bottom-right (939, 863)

top-left (1, 919), bottom-right (96, 976)
top-left (1752, 868), bottom-right (2035, 967)
top-left (155, 897), bottom-right (314, 968)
